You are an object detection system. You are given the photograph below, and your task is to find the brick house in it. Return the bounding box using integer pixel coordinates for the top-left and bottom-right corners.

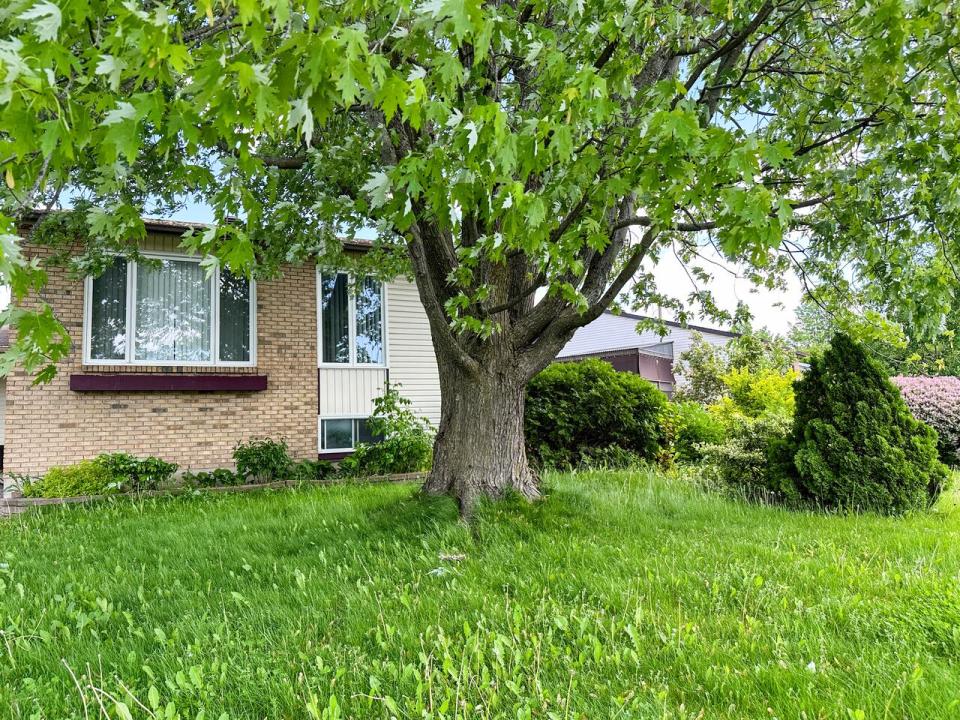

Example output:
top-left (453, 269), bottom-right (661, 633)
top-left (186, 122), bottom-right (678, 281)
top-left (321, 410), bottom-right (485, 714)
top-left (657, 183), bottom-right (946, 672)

top-left (1, 219), bottom-right (441, 476)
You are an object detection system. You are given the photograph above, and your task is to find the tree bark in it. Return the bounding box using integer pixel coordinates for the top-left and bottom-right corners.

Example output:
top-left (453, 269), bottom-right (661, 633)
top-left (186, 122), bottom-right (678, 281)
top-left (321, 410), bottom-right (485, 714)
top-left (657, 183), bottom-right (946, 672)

top-left (423, 352), bottom-right (539, 517)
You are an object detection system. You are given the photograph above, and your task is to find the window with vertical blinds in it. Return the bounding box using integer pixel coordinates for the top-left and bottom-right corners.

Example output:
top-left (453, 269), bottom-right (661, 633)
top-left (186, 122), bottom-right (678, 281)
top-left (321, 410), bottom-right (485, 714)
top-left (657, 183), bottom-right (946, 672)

top-left (135, 258), bottom-right (212, 362)
top-left (318, 272), bottom-right (384, 366)
top-left (85, 255), bottom-right (255, 366)
top-left (319, 273), bottom-right (350, 363)
top-left (89, 257), bottom-right (128, 361)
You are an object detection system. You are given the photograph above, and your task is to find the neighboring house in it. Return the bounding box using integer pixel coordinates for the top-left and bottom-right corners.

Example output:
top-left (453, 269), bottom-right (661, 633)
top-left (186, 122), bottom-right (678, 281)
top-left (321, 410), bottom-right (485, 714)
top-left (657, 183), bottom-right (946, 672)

top-left (557, 310), bottom-right (738, 394)
top-left (1, 218), bottom-right (441, 476)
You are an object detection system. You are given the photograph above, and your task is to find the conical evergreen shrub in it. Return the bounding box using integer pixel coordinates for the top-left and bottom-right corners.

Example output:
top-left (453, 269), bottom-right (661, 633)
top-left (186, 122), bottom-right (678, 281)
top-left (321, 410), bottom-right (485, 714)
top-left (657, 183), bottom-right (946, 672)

top-left (783, 333), bottom-right (947, 514)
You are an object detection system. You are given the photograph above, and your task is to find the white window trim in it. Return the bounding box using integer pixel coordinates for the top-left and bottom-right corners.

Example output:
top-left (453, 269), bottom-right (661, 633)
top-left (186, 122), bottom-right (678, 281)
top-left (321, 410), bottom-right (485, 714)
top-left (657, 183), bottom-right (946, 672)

top-left (318, 415), bottom-right (373, 453)
top-left (316, 269), bottom-right (388, 369)
top-left (82, 250), bottom-right (257, 368)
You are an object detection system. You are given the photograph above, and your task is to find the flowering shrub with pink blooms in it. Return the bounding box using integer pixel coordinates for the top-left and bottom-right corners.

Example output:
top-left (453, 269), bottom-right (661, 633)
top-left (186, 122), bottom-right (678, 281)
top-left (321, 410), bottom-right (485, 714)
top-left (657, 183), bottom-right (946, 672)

top-left (891, 376), bottom-right (960, 465)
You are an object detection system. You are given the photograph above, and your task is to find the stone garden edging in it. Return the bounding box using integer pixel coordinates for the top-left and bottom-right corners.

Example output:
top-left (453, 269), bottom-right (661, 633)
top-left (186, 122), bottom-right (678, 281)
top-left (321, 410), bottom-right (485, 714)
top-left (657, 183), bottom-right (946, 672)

top-left (0, 472), bottom-right (428, 515)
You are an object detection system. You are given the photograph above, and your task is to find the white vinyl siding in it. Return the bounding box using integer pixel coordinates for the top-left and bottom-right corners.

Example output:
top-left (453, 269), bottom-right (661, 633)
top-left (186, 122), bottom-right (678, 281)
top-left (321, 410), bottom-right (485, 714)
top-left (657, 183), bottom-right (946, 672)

top-left (559, 312), bottom-right (733, 360)
top-left (316, 274), bottom-right (440, 452)
top-left (385, 278), bottom-right (440, 425)
top-left (317, 367), bottom-right (388, 417)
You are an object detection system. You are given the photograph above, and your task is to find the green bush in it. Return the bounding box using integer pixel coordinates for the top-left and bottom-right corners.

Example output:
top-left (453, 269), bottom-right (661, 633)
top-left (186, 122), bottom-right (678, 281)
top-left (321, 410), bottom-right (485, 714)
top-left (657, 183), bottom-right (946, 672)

top-left (781, 333), bottom-right (948, 514)
top-left (578, 445), bottom-right (647, 470)
top-left (182, 468), bottom-right (241, 488)
top-left (30, 460), bottom-right (117, 498)
top-left (673, 401), bottom-right (726, 462)
top-left (525, 360), bottom-right (667, 468)
top-left (700, 414), bottom-right (795, 502)
top-left (292, 459), bottom-right (336, 483)
top-left (339, 387), bottom-right (433, 477)
top-left (233, 438), bottom-right (294, 483)
top-left (95, 452), bottom-right (178, 492)
top-left (709, 367), bottom-right (797, 424)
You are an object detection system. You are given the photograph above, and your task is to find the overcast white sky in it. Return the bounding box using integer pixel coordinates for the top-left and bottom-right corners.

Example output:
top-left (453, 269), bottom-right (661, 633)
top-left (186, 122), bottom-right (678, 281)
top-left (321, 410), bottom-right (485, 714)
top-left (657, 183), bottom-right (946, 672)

top-left (647, 247), bottom-right (803, 335)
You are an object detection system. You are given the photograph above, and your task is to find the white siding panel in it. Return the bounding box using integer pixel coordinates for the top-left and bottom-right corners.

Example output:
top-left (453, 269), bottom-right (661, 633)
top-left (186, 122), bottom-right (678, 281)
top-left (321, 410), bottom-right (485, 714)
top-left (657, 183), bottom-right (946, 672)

top-left (559, 313), bottom-right (668, 357)
top-left (386, 278), bottom-right (441, 425)
top-left (318, 367), bottom-right (387, 417)
top-left (559, 312), bottom-right (733, 361)
top-left (670, 327), bottom-right (730, 360)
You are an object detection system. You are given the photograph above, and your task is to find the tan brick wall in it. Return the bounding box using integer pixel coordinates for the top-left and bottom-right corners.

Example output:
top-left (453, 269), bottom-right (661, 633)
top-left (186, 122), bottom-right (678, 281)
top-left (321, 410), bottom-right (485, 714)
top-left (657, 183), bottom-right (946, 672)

top-left (4, 237), bottom-right (319, 475)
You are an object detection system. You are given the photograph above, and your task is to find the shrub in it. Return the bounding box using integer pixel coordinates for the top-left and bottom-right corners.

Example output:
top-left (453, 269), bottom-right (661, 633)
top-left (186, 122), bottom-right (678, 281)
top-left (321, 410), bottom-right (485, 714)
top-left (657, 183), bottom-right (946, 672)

top-left (673, 401), bottom-right (726, 462)
top-left (292, 459), bottom-right (336, 483)
top-left (340, 387), bottom-right (433, 477)
top-left (890, 376), bottom-right (960, 466)
top-left (674, 326), bottom-right (795, 404)
top-left (700, 414), bottom-right (795, 502)
top-left (781, 334), bottom-right (948, 514)
top-left (711, 366), bottom-right (797, 423)
top-left (32, 460), bottom-right (117, 498)
top-left (578, 445), bottom-right (647, 470)
top-left (525, 360), bottom-right (667, 469)
top-left (233, 438), bottom-right (294, 483)
top-left (182, 468), bottom-right (241, 488)
top-left (95, 453), bottom-right (178, 492)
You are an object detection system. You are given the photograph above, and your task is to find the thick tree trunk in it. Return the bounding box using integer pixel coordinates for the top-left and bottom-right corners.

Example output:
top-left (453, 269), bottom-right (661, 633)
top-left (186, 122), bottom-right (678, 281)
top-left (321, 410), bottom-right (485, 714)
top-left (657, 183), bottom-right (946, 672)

top-left (423, 355), bottom-right (539, 516)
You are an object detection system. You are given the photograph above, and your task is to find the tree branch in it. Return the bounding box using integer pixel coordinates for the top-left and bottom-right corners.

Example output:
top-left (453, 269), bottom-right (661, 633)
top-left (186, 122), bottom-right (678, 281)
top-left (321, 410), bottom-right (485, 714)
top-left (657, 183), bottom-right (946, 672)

top-left (258, 155), bottom-right (308, 169)
top-left (609, 195), bottom-right (832, 233)
top-left (679, 1), bottom-right (776, 101)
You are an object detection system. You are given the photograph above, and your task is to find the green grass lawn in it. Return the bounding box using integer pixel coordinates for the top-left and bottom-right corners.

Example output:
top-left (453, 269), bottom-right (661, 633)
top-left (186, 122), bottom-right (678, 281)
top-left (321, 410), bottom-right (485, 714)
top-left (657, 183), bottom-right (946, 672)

top-left (1, 471), bottom-right (960, 719)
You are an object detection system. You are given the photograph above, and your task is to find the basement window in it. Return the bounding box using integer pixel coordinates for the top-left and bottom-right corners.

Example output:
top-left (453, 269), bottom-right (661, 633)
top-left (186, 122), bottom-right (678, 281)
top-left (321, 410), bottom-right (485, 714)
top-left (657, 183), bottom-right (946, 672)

top-left (84, 254), bottom-right (256, 367)
top-left (319, 417), bottom-right (380, 452)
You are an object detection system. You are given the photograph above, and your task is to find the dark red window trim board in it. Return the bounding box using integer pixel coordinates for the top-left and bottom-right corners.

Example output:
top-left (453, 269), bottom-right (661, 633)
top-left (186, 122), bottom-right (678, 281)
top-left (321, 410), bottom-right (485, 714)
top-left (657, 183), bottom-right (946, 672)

top-left (318, 450), bottom-right (354, 461)
top-left (70, 374), bottom-right (268, 393)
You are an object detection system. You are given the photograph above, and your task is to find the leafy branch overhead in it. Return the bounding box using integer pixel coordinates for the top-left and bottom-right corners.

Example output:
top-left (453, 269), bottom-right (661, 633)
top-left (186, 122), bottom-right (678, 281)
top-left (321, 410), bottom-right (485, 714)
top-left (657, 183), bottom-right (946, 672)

top-left (0, 0), bottom-right (958, 376)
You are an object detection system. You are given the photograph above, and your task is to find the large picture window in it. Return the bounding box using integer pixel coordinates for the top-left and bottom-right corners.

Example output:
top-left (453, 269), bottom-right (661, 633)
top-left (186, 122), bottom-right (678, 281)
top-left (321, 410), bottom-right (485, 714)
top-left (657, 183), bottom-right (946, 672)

top-left (84, 254), bottom-right (256, 366)
top-left (318, 272), bottom-right (385, 366)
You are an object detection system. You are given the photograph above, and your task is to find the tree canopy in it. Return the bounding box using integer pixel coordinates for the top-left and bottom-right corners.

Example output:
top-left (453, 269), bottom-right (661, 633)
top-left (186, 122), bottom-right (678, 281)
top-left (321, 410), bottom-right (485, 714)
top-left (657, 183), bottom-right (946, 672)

top-left (0, 0), bottom-right (958, 380)
top-left (1, 0), bottom-right (959, 506)
top-left (790, 295), bottom-right (960, 376)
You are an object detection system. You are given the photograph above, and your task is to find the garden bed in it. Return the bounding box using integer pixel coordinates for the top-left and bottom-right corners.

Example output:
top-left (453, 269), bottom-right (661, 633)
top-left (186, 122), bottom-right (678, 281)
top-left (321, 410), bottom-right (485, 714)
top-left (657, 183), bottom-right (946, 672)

top-left (0, 471), bottom-right (427, 512)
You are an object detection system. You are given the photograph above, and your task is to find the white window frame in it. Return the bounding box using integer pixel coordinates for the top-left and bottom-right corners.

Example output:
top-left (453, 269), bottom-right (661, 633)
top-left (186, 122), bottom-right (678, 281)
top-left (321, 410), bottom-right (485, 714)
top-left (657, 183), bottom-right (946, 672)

top-left (318, 415), bottom-right (375, 453)
top-left (316, 269), bottom-right (388, 369)
top-left (82, 251), bottom-right (257, 368)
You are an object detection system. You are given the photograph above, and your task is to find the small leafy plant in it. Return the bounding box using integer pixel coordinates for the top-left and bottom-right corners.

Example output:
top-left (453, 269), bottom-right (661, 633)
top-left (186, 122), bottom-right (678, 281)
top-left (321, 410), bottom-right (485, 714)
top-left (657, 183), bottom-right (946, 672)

top-left (292, 459), bottom-right (336, 483)
top-left (233, 438), bottom-right (294, 483)
top-left (95, 453), bottom-right (178, 492)
top-left (182, 468), bottom-right (242, 488)
top-left (30, 460), bottom-right (117, 499)
top-left (339, 387), bottom-right (433, 477)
